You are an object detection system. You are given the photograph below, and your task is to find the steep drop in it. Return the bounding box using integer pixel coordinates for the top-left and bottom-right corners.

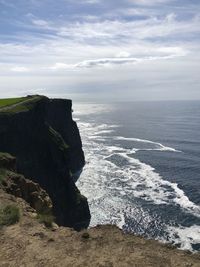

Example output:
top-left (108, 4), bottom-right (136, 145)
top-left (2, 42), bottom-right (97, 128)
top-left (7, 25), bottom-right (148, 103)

top-left (0, 95), bottom-right (90, 229)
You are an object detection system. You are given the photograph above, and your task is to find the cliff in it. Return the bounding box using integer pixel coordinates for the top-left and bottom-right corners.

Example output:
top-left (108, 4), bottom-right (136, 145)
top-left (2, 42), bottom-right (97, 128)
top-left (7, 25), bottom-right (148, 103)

top-left (0, 95), bottom-right (90, 229)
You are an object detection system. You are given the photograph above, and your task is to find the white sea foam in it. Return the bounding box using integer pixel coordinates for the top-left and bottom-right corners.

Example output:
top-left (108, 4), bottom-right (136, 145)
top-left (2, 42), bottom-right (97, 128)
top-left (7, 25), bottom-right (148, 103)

top-left (93, 129), bottom-right (114, 135)
top-left (167, 225), bottom-right (200, 251)
top-left (171, 183), bottom-right (200, 217)
top-left (115, 136), bottom-right (181, 152)
top-left (76, 119), bottom-right (200, 251)
top-left (73, 117), bottom-right (80, 121)
top-left (78, 121), bottom-right (199, 216)
top-left (119, 153), bottom-right (200, 217)
top-left (104, 146), bottom-right (127, 153)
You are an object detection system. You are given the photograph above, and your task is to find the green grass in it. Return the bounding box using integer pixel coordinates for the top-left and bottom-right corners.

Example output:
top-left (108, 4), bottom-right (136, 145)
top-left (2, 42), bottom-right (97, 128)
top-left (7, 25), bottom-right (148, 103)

top-left (0, 97), bottom-right (25, 108)
top-left (0, 168), bottom-right (6, 184)
top-left (0, 153), bottom-right (14, 183)
top-left (0, 205), bottom-right (20, 227)
top-left (0, 95), bottom-right (44, 114)
top-left (37, 212), bottom-right (55, 228)
top-left (0, 153), bottom-right (15, 181)
top-left (0, 152), bottom-right (15, 162)
top-left (49, 126), bottom-right (69, 152)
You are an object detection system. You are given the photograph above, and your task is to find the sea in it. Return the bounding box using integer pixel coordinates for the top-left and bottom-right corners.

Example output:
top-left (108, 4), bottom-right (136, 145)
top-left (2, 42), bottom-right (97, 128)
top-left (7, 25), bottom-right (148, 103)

top-left (73, 100), bottom-right (200, 252)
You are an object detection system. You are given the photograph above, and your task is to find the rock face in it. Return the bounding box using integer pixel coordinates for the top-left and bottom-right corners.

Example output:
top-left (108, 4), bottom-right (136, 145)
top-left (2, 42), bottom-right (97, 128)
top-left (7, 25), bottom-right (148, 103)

top-left (0, 153), bottom-right (16, 171)
top-left (0, 155), bottom-right (52, 215)
top-left (0, 96), bottom-right (90, 229)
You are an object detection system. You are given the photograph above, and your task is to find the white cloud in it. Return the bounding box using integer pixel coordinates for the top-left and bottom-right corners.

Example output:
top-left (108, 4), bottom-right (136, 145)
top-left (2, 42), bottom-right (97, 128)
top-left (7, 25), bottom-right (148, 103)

top-left (0, 0), bottom-right (200, 100)
top-left (56, 14), bottom-right (200, 42)
top-left (31, 19), bottom-right (50, 27)
top-left (10, 66), bottom-right (30, 72)
top-left (69, 0), bottom-right (101, 4)
top-left (84, 0), bottom-right (100, 3)
top-left (49, 49), bottom-right (186, 70)
top-left (50, 62), bottom-right (73, 70)
top-left (128, 0), bottom-right (174, 6)
top-left (117, 51), bottom-right (131, 58)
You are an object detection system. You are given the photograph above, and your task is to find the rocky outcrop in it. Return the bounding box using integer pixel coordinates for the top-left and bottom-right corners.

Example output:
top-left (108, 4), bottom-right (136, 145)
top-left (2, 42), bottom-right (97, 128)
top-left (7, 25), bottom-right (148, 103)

top-left (0, 153), bottom-right (16, 171)
top-left (0, 96), bottom-right (90, 229)
top-left (0, 153), bottom-right (52, 214)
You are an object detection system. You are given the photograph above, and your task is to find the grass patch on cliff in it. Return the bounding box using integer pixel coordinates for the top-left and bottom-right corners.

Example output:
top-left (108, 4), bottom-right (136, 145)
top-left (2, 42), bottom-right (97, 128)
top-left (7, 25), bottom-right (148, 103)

top-left (0, 152), bottom-right (14, 159)
top-left (48, 126), bottom-right (69, 152)
top-left (0, 205), bottom-right (20, 227)
top-left (0, 152), bottom-right (15, 169)
top-left (37, 212), bottom-right (55, 228)
top-left (0, 97), bottom-right (25, 108)
top-left (0, 169), bottom-right (6, 184)
top-left (75, 188), bottom-right (87, 205)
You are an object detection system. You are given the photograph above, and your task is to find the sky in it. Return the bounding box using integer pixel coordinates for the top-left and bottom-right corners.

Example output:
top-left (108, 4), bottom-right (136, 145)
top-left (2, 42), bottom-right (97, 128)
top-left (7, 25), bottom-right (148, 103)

top-left (0, 0), bottom-right (200, 101)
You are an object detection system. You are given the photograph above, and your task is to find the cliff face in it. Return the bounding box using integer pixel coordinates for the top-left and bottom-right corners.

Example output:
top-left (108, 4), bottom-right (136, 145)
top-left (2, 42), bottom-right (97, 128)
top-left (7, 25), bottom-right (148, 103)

top-left (0, 152), bottom-right (53, 216)
top-left (0, 96), bottom-right (90, 229)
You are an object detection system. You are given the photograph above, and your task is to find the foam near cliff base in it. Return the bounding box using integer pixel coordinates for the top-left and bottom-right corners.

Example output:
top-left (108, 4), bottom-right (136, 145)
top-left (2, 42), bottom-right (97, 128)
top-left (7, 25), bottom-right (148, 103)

top-left (167, 225), bottom-right (200, 251)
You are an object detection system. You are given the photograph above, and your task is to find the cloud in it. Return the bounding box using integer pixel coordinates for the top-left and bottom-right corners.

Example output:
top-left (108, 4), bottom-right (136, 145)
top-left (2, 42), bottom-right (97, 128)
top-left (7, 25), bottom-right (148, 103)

top-left (50, 58), bottom-right (139, 69)
top-left (74, 55), bottom-right (175, 68)
top-left (128, 0), bottom-right (174, 5)
top-left (50, 49), bottom-right (186, 70)
top-left (10, 66), bottom-right (30, 73)
top-left (83, 0), bottom-right (100, 3)
top-left (50, 62), bottom-right (72, 70)
top-left (56, 14), bottom-right (200, 43)
top-left (32, 19), bottom-right (50, 27)
top-left (0, 0), bottom-right (200, 100)
top-left (68, 0), bottom-right (101, 4)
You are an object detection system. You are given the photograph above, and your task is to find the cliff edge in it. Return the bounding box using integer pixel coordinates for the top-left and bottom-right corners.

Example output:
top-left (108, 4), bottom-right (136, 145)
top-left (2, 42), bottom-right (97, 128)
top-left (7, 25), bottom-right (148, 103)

top-left (0, 95), bottom-right (90, 229)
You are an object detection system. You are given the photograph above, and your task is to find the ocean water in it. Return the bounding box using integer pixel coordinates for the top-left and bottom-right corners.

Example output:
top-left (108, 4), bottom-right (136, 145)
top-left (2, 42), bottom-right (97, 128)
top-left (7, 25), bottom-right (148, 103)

top-left (74, 101), bottom-right (200, 252)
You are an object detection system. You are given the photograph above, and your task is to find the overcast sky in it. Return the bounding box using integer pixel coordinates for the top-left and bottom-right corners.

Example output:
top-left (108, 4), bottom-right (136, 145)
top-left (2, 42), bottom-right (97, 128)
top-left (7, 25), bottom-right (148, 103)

top-left (0, 0), bottom-right (200, 101)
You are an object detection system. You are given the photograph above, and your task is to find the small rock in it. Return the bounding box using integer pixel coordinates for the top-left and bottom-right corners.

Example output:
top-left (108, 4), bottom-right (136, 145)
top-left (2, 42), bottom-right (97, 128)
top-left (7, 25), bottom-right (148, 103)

top-left (81, 232), bottom-right (90, 239)
top-left (29, 212), bottom-right (37, 218)
top-left (51, 222), bottom-right (59, 231)
top-left (33, 232), bottom-right (46, 239)
top-left (48, 238), bottom-right (55, 242)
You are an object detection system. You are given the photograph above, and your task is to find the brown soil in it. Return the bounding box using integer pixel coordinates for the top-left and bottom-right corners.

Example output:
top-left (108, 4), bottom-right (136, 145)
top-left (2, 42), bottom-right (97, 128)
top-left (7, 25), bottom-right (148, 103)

top-left (0, 189), bottom-right (199, 267)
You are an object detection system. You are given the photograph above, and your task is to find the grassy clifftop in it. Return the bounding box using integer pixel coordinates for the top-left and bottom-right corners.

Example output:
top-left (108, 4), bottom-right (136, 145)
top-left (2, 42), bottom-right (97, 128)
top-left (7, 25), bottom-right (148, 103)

top-left (0, 95), bottom-right (44, 114)
top-left (0, 97), bottom-right (25, 108)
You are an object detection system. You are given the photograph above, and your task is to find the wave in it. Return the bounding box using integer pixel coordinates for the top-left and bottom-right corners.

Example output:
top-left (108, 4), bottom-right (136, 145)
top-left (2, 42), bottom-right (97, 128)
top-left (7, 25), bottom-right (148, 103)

top-left (76, 120), bottom-right (200, 252)
top-left (93, 129), bottom-right (115, 135)
top-left (111, 152), bottom-right (200, 218)
top-left (114, 136), bottom-right (181, 152)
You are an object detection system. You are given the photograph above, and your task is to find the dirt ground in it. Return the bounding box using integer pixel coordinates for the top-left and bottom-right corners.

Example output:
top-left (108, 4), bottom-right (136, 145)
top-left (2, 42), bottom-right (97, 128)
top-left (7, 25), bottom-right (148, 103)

top-left (0, 189), bottom-right (199, 267)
